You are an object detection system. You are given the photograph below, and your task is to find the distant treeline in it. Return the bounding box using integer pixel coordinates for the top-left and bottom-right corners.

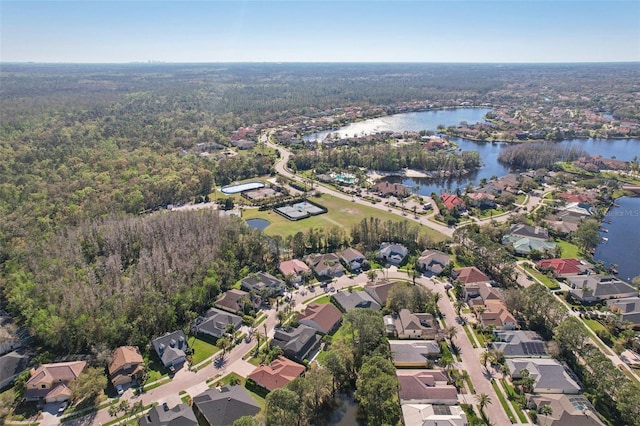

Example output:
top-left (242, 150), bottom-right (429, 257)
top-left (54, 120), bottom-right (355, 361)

top-left (497, 143), bottom-right (587, 169)
top-left (290, 144), bottom-right (481, 174)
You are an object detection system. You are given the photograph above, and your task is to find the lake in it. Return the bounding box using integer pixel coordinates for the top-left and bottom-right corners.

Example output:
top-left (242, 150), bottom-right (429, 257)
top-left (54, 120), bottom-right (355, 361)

top-left (594, 197), bottom-right (640, 283)
top-left (245, 218), bottom-right (271, 231)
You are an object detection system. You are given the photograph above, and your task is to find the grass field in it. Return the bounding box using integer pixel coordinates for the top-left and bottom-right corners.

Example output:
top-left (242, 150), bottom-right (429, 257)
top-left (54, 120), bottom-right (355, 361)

top-left (241, 193), bottom-right (446, 241)
top-left (523, 267), bottom-right (560, 290)
top-left (583, 319), bottom-right (607, 333)
top-left (188, 336), bottom-right (220, 365)
top-left (556, 240), bottom-right (582, 258)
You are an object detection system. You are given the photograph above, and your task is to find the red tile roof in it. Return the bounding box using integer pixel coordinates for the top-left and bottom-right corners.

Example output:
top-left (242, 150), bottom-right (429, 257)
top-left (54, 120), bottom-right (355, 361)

top-left (536, 258), bottom-right (583, 276)
top-left (454, 267), bottom-right (490, 285)
top-left (441, 193), bottom-right (466, 210)
top-left (296, 303), bottom-right (342, 334)
top-left (248, 356), bottom-right (305, 391)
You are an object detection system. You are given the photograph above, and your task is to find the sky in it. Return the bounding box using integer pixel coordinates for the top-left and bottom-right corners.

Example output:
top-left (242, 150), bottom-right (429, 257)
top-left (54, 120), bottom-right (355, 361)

top-left (1, 0), bottom-right (639, 63)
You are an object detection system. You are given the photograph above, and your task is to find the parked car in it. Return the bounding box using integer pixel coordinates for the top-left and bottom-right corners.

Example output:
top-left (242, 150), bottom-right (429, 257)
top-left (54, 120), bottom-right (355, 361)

top-left (116, 384), bottom-right (124, 395)
top-left (58, 402), bottom-right (69, 415)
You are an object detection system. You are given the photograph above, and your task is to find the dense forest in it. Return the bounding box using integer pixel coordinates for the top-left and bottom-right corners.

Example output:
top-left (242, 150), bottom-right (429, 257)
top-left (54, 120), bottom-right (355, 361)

top-left (497, 142), bottom-right (587, 169)
top-left (290, 144), bottom-right (481, 174)
top-left (1, 62), bottom-right (639, 356)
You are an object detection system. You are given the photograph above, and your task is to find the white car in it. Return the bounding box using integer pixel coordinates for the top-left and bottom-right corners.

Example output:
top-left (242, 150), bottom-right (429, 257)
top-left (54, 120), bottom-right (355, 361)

top-left (116, 384), bottom-right (124, 395)
top-left (58, 401), bottom-right (69, 415)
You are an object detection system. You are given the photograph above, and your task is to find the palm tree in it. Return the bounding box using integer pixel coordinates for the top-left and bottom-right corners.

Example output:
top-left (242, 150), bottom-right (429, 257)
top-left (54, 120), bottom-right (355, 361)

top-left (446, 326), bottom-right (458, 341)
top-left (217, 336), bottom-right (231, 356)
top-left (475, 393), bottom-right (492, 414)
top-left (539, 404), bottom-right (554, 426)
top-left (366, 269), bottom-right (378, 283)
top-left (454, 299), bottom-right (465, 318)
top-left (480, 350), bottom-right (490, 368)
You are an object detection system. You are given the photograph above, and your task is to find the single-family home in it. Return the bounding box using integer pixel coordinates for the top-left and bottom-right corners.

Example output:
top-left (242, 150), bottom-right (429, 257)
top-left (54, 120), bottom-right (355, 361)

top-left (192, 385), bottom-right (261, 426)
top-left (502, 224), bottom-right (556, 255)
top-left (440, 193), bottom-right (466, 211)
top-left (192, 308), bottom-right (242, 340)
top-left (465, 281), bottom-right (503, 305)
top-left (271, 325), bottom-right (321, 363)
top-left (333, 290), bottom-right (381, 312)
top-left (0, 349), bottom-right (30, 390)
top-left (25, 361), bottom-right (87, 402)
top-left (390, 341), bottom-right (441, 368)
top-left (108, 346), bottom-right (144, 387)
top-left (467, 192), bottom-right (497, 208)
top-left (241, 271), bottom-right (286, 297)
top-left (453, 266), bottom-right (490, 286)
top-left (151, 331), bottom-right (189, 369)
top-left (372, 181), bottom-right (411, 198)
top-left (230, 139), bottom-right (256, 150)
top-left (376, 242), bottom-right (409, 266)
top-left (296, 303), bottom-right (342, 335)
top-left (506, 358), bottom-right (581, 394)
top-left (364, 279), bottom-right (398, 306)
top-left (536, 258), bottom-right (592, 279)
top-left (417, 250), bottom-right (451, 275)
top-left (278, 259), bottom-right (311, 285)
top-left (608, 297), bottom-right (640, 327)
top-left (388, 309), bottom-right (442, 340)
top-left (247, 356), bottom-right (305, 391)
top-left (566, 275), bottom-right (637, 303)
top-left (338, 247), bottom-right (368, 272)
top-left (527, 394), bottom-right (605, 426)
top-left (401, 404), bottom-right (468, 426)
top-left (397, 369), bottom-right (459, 405)
top-left (478, 300), bottom-right (519, 331)
top-left (305, 253), bottom-right (345, 280)
top-left (490, 331), bottom-right (548, 358)
top-left (138, 403), bottom-right (198, 426)
top-left (215, 289), bottom-right (257, 314)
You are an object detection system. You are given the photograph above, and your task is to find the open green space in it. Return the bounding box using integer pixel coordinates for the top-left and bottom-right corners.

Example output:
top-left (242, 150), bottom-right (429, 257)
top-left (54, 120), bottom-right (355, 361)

top-left (523, 267), bottom-right (560, 290)
top-left (583, 319), bottom-right (607, 333)
top-left (241, 193), bottom-right (446, 242)
top-left (491, 379), bottom-right (517, 424)
top-left (188, 336), bottom-right (221, 365)
top-left (556, 240), bottom-right (582, 258)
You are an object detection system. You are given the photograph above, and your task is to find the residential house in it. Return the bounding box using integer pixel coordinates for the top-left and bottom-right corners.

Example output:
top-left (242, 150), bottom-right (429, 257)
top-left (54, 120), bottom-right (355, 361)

top-left (506, 358), bottom-right (581, 394)
top-left (397, 369), bottom-right (459, 405)
top-left (192, 385), bottom-right (261, 426)
top-left (417, 250), bottom-right (451, 275)
top-left (465, 281), bottom-right (503, 305)
top-left (338, 247), bottom-right (368, 272)
top-left (527, 394), bottom-right (605, 426)
top-left (556, 202), bottom-right (593, 218)
top-left (401, 404), bottom-right (468, 426)
top-left (333, 290), bottom-right (381, 312)
top-left (296, 303), bottom-right (342, 335)
top-left (376, 242), bottom-right (409, 266)
top-left (241, 271), bottom-right (286, 297)
top-left (108, 346), bottom-right (144, 387)
top-left (440, 193), bottom-right (466, 211)
top-left (536, 258), bottom-right (592, 279)
top-left (372, 181), bottom-right (411, 198)
top-left (453, 266), bottom-right (490, 286)
top-left (138, 403), bottom-right (198, 426)
top-left (388, 309), bottom-right (441, 340)
top-left (278, 259), bottom-right (311, 286)
top-left (192, 308), bottom-right (242, 339)
top-left (247, 356), bottom-right (305, 391)
top-left (230, 139), bottom-right (256, 150)
top-left (566, 275), bottom-right (637, 303)
top-left (477, 300), bottom-right (519, 331)
top-left (305, 253), bottom-right (345, 280)
top-left (151, 331), bottom-right (189, 369)
top-left (271, 324), bottom-right (321, 363)
top-left (607, 297), bottom-right (640, 327)
top-left (364, 279), bottom-right (398, 306)
top-left (25, 361), bottom-right (87, 402)
top-left (390, 341), bottom-right (441, 368)
top-left (0, 349), bottom-right (30, 390)
top-left (215, 289), bottom-right (257, 314)
top-left (467, 192), bottom-right (497, 208)
top-left (502, 224), bottom-right (556, 255)
top-left (490, 331), bottom-right (548, 358)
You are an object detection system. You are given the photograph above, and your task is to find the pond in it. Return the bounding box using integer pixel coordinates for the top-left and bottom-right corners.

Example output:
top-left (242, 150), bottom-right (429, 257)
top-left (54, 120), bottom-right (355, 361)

top-left (321, 391), bottom-right (363, 426)
top-left (245, 218), bottom-right (271, 231)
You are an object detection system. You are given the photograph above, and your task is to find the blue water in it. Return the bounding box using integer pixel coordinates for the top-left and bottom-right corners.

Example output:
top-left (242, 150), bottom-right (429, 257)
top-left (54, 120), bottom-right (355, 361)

top-left (245, 218), bottom-right (271, 231)
top-left (595, 197), bottom-right (640, 283)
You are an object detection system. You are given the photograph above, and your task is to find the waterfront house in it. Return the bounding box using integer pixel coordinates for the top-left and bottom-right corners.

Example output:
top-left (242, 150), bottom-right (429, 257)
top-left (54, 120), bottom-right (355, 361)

top-left (390, 341), bottom-right (441, 368)
top-left (440, 193), bottom-right (466, 211)
top-left (566, 274), bottom-right (637, 303)
top-left (271, 324), bottom-right (322, 363)
top-left (192, 385), bottom-right (260, 426)
top-left (397, 369), bottom-right (458, 405)
top-left (607, 297), bottom-right (640, 327)
top-left (536, 258), bottom-right (592, 279)
top-left (247, 356), bottom-right (305, 391)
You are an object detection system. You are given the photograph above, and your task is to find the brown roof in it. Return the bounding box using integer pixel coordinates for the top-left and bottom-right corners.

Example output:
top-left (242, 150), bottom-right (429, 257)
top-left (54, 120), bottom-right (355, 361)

top-left (27, 361), bottom-right (87, 387)
top-left (108, 346), bottom-right (143, 376)
top-left (364, 279), bottom-right (398, 305)
top-left (248, 356), bottom-right (305, 391)
top-left (454, 267), bottom-right (490, 285)
top-left (215, 289), bottom-right (251, 313)
top-left (397, 370), bottom-right (458, 402)
top-left (279, 259), bottom-right (310, 277)
top-left (297, 303), bottom-right (342, 334)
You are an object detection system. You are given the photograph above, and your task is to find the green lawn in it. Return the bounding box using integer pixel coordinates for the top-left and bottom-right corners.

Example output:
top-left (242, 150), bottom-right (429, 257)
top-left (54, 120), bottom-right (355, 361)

top-left (463, 324), bottom-right (478, 348)
top-left (523, 268), bottom-right (560, 290)
top-left (583, 319), bottom-right (607, 333)
top-left (501, 379), bottom-right (527, 423)
top-left (491, 380), bottom-right (516, 424)
top-left (556, 240), bottom-right (582, 258)
top-left (311, 295), bottom-right (332, 304)
top-left (188, 336), bottom-right (220, 365)
top-left (241, 193), bottom-right (446, 242)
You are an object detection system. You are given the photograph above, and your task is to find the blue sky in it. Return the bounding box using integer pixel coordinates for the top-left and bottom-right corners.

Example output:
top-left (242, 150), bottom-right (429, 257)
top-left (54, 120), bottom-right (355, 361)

top-left (1, 1), bottom-right (639, 63)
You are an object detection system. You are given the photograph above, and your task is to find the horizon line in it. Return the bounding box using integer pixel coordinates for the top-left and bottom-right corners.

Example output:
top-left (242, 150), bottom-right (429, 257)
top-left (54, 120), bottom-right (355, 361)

top-left (2, 60), bottom-right (639, 65)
